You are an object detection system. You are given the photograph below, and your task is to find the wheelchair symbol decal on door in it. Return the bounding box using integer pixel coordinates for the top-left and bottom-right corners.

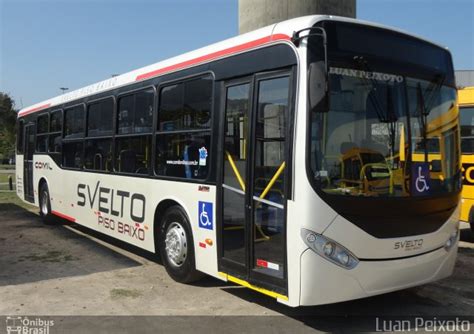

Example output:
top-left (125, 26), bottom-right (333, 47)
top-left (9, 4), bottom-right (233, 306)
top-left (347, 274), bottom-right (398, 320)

top-left (198, 201), bottom-right (213, 230)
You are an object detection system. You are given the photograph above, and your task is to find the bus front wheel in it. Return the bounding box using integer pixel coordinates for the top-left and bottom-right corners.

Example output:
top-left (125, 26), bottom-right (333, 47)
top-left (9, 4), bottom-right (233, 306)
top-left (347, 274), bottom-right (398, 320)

top-left (159, 206), bottom-right (203, 283)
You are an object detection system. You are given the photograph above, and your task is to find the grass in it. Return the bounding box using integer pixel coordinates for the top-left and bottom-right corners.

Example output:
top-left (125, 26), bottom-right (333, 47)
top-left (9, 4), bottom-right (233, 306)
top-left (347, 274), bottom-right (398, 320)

top-left (110, 288), bottom-right (143, 299)
top-left (0, 173), bottom-right (14, 183)
top-left (0, 189), bottom-right (38, 212)
top-left (0, 164), bottom-right (15, 170)
top-left (19, 250), bottom-right (78, 263)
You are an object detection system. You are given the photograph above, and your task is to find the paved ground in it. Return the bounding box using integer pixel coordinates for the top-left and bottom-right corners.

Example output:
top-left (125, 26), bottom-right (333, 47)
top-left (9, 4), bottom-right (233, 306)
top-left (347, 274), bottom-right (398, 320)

top-left (0, 203), bottom-right (473, 332)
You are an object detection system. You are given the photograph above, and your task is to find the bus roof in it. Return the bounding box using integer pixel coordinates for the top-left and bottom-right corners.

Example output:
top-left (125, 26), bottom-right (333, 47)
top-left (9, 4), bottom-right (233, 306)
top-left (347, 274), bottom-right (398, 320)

top-left (18, 15), bottom-right (450, 118)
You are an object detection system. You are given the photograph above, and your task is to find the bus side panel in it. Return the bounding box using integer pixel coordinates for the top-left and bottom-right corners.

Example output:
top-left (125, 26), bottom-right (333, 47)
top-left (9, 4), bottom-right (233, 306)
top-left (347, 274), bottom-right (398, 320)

top-left (37, 154), bottom-right (219, 278)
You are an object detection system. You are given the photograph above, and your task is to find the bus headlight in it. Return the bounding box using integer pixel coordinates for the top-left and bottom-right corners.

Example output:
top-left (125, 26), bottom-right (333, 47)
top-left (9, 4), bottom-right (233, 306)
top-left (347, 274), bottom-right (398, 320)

top-left (301, 228), bottom-right (359, 269)
top-left (444, 229), bottom-right (459, 252)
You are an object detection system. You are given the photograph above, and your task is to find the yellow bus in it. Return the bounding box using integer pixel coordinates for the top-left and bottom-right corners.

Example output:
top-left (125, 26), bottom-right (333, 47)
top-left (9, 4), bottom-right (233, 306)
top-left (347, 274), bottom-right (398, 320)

top-left (459, 86), bottom-right (474, 232)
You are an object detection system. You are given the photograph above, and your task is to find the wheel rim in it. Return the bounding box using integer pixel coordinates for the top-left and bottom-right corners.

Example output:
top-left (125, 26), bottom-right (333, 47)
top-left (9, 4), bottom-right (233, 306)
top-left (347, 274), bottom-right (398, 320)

top-left (164, 222), bottom-right (187, 267)
top-left (41, 190), bottom-right (49, 216)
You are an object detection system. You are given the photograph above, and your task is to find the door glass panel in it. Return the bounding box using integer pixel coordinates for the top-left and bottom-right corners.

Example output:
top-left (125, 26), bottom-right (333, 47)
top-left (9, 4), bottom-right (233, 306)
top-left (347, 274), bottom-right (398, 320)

top-left (253, 76), bottom-right (289, 279)
top-left (222, 83), bottom-right (250, 265)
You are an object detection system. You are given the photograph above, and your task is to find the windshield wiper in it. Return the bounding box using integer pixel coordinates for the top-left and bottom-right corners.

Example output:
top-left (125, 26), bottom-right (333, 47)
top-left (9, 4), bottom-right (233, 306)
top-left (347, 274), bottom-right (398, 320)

top-left (352, 55), bottom-right (400, 160)
top-left (416, 82), bottom-right (429, 162)
top-left (422, 73), bottom-right (446, 115)
top-left (352, 55), bottom-right (391, 123)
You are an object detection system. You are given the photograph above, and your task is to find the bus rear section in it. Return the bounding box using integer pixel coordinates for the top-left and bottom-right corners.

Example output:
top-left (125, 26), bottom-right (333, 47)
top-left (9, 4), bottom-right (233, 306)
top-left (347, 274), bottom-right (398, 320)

top-left (459, 86), bottom-right (474, 232)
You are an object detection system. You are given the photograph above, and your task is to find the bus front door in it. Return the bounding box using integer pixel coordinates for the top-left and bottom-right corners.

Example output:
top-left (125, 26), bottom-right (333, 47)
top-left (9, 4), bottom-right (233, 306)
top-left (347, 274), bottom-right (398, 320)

top-left (219, 71), bottom-right (292, 296)
top-left (23, 123), bottom-right (35, 203)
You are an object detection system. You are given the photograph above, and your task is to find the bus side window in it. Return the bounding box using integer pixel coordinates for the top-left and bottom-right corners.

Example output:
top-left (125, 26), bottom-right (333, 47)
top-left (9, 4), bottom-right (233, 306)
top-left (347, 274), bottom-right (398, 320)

top-left (17, 120), bottom-right (24, 154)
top-left (48, 110), bottom-right (62, 165)
top-left (85, 98), bottom-right (113, 172)
top-left (63, 105), bottom-right (85, 168)
top-left (115, 89), bottom-right (154, 174)
top-left (155, 75), bottom-right (213, 179)
top-left (36, 113), bottom-right (49, 153)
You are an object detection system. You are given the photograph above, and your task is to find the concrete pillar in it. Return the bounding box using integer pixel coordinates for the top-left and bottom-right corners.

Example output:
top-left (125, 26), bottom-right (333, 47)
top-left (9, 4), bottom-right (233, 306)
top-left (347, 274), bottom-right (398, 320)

top-left (239, 0), bottom-right (356, 34)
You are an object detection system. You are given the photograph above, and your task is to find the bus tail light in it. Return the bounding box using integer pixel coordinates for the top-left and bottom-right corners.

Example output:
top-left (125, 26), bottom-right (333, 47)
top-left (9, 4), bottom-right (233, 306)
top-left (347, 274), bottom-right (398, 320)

top-left (301, 229), bottom-right (359, 269)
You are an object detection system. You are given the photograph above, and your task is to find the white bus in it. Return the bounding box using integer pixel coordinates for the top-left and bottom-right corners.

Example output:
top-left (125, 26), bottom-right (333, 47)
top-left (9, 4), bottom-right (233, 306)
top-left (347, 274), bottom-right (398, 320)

top-left (16, 15), bottom-right (461, 306)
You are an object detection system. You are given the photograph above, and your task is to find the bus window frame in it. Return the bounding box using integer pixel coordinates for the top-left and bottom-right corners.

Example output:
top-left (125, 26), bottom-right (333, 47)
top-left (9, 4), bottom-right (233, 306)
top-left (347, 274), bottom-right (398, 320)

top-left (35, 112), bottom-right (50, 154)
top-left (17, 119), bottom-right (25, 154)
top-left (114, 85), bottom-right (157, 176)
top-left (61, 102), bottom-right (86, 170)
top-left (86, 96), bottom-right (115, 138)
top-left (84, 95), bottom-right (116, 173)
top-left (153, 71), bottom-right (215, 183)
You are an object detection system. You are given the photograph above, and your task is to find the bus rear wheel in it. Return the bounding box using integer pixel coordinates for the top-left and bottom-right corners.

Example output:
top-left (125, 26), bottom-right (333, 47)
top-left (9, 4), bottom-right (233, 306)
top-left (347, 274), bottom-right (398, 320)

top-left (159, 206), bottom-right (203, 283)
top-left (39, 183), bottom-right (54, 223)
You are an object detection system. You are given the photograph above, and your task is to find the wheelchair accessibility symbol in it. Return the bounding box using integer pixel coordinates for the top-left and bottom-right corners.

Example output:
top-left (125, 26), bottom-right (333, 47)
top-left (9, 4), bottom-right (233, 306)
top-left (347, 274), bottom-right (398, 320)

top-left (415, 166), bottom-right (429, 193)
top-left (198, 201), bottom-right (213, 230)
top-left (412, 163), bottom-right (430, 195)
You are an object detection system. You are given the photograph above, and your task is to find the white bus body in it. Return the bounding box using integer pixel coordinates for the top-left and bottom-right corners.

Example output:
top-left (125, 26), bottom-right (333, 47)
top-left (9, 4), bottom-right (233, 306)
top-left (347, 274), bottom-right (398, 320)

top-left (16, 15), bottom-right (460, 306)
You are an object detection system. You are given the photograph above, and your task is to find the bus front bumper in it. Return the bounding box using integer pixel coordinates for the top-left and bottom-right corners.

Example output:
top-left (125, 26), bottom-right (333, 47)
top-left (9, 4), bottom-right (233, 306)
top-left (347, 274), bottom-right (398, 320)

top-left (299, 241), bottom-right (457, 306)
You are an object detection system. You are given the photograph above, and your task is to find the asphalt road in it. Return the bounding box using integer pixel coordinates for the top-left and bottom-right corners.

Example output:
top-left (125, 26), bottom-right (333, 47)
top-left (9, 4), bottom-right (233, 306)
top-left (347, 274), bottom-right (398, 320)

top-left (0, 203), bottom-right (473, 333)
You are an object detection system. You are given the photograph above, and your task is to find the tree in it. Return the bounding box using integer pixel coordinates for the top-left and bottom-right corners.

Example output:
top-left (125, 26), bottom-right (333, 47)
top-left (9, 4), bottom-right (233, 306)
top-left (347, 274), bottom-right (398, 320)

top-left (0, 92), bottom-right (18, 163)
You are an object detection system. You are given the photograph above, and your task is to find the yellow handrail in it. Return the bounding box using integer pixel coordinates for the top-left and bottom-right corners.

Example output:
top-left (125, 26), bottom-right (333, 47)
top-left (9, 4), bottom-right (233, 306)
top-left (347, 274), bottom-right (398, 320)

top-left (224, 150), bottom-right (269, 241)
top-left (226, 151), bottom-right (246, 191)
top-left (259, 161), bottom-right (286, 200)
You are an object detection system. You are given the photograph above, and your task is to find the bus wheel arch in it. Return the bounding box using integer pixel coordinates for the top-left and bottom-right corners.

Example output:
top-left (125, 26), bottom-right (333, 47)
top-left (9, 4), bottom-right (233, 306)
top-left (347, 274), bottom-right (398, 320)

top-left (153, 200), bottom-right (203, 283)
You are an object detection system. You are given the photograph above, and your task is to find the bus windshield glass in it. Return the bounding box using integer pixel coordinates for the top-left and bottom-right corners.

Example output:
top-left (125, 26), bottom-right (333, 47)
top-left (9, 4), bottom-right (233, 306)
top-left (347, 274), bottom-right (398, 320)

top-left (308, 21), bottom-right (460, 197)
top-left (460, 106), bottom-right (474, 154)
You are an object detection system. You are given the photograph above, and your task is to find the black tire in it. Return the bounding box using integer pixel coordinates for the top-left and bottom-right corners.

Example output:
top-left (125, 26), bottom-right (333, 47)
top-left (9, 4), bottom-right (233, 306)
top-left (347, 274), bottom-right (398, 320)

top-left (39, 183), bottom-right (54, 223)
top-left (158, 206), bottom-right (203, 283)
top-left (471, 222), bottom-right (474, 235)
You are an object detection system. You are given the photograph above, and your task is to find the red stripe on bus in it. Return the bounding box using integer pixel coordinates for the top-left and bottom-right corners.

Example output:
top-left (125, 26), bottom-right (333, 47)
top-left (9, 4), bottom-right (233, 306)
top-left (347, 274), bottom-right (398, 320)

top-left (51, 210), bottom-right (76, 222)
top-left (19, 103), bottom-right (51, 117)
top-left (18, 34), bottom-right (290, 117)
top-left (135, 33), bottom-right (291, 81)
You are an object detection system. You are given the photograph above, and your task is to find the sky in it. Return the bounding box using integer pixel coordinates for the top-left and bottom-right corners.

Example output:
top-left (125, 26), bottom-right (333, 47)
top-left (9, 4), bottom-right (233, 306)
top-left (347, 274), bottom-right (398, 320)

top-left (0, 0), bottom-right (473, 109)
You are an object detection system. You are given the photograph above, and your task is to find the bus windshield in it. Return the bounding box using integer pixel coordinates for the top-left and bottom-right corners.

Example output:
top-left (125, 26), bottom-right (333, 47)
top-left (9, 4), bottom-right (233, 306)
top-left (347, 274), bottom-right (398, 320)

top-left (460, 106), bottom-right (474, 154)
top-left (308, 21), bottom-right (460, 198)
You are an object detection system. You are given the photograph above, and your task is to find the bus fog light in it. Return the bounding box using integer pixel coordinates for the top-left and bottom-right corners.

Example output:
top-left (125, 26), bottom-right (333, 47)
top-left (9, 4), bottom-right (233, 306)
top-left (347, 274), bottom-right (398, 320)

top-left (301, 228), bottom-right (359, 269)
top-left (444, 229), bottom-right (459, 251)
